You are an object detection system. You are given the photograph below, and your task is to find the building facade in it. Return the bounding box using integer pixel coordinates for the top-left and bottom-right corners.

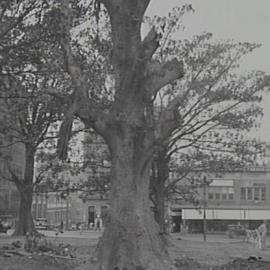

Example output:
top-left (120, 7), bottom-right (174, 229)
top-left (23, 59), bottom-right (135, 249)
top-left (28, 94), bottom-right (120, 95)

top-left (170, 166), bottom-right (270, 233)
top-left (69, 192), bottom-right (108, 229)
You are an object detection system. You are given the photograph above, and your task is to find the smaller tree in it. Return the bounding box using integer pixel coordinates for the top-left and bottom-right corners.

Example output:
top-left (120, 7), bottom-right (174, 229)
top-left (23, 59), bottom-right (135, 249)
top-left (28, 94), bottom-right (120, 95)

top-left (0, 66), bottom-right (65, 235)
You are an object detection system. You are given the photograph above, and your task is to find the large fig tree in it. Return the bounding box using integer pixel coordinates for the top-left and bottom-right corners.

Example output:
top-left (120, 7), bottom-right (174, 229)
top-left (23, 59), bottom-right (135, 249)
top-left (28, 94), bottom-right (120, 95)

top-left (57, 0), bottom-right (185, 269)
top-left (55, 1), bottom-right (270, 269)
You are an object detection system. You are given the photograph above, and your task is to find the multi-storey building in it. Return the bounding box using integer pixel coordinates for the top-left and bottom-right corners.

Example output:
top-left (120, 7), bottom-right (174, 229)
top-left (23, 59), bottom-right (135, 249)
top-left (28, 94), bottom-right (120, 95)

top-left (32, 193), bottom-right (47, 220)
top-left (67, 131), bottom-right (110, 229)
top-left (170, 165), bottom-right (270, 233)
top-left (45, 192), bottom-right (67, 227)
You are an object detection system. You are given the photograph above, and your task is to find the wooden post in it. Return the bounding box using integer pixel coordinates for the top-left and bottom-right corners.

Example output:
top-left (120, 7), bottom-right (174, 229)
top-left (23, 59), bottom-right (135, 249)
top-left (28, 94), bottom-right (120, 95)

top-left (203, 175), bottom-right (207, 242)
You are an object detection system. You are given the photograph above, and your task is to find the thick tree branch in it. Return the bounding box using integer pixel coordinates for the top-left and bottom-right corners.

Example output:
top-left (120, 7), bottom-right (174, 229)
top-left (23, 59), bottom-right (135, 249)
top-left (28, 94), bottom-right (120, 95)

top-left (141, 26), bottom-right (160, 60)
top-left (146, 58), bottom-right (184, 97)
top-left (58, 0), bottom-right (109, 159)
top-left (100, 0), bottom-right (150, 72)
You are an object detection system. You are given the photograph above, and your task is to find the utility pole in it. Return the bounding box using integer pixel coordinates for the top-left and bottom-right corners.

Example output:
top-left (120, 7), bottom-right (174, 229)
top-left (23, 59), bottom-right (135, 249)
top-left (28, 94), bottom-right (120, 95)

top-left (203, 175), bottom-right (207, 242)
top-left (65, 188), bottom-right (70, 230)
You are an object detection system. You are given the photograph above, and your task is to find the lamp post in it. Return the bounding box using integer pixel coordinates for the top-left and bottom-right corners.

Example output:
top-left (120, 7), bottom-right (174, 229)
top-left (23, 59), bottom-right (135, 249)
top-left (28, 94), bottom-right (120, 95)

top-left (203, 175), bottom-right (207, 242)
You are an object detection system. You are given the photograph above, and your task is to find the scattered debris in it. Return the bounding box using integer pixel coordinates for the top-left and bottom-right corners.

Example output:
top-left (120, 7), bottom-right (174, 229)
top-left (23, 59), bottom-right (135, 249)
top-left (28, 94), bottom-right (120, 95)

top-left (2, 245), bottom-right (15, 250)
top-left (23, 231), bottom-right (76, 258)
top-left (12, 240), bottom-right (23, 248)
top-left (3, 252), bottom-right (13, 257)
top-left (4, 250), bottom-right (31, 256)
top-left (175, 257), bottom-right (203, 270)
top-left (0, 232), bottom-right (76, 261)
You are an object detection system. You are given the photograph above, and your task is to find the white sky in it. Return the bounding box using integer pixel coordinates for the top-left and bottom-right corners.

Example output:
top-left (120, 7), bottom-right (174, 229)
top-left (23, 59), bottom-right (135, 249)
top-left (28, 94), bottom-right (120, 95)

top-left (146, 0), bottom-right (270, 142)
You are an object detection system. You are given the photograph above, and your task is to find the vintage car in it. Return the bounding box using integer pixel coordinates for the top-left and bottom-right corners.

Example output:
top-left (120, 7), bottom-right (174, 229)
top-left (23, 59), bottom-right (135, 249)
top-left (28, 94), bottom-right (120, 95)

top-left (226, 224), bottom-right (246, 238)
top-left (0, 215), bottom-right (12, 233)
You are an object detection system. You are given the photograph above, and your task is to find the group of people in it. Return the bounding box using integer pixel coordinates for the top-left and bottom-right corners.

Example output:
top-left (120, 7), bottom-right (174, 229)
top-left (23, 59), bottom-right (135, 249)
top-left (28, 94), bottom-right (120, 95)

top-left (78, 215), bottom-right (103, 234)
top-left (87, 215), bottom-right (102, 231)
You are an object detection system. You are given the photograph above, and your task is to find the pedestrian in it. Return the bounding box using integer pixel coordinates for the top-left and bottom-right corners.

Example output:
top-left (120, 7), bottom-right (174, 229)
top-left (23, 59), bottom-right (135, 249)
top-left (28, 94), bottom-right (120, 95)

top-left (257, 220), bottom-right (267, 250)
top-left (79, 223), bottom-right (84, 235)
top-left (60, 220), bottom-right (64, 233)
top-left (95, 215), bottom-right (101, 232)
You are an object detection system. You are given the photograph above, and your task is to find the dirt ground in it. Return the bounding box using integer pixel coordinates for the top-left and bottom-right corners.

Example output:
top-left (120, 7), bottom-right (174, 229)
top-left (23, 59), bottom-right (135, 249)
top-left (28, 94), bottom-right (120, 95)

top-left (171, 234), bottom-right (270, 265)
top-left (170, 234), bottom-right (270, 270)
top-left (1, 233), bottom-right (270, 270)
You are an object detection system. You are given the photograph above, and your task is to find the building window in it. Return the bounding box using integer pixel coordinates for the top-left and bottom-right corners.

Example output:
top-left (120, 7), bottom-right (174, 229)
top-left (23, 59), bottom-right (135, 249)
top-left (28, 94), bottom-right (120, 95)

top-left (240, 186), bottom-right (267, 201)
top-left (247, 187), bottom-right (253, 200)
top-left (254, 187), bottom-right (260, 201)
top-left (240, 187), bottom-right (246, 200)
top-left (207, 186), bottom-right (234, 201)
top-left (261, 188), bottom-right (266, 201)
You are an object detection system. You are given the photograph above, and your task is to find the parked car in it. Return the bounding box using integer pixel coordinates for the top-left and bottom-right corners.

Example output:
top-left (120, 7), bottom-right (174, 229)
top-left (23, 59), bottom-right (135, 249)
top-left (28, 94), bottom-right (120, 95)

top-left (0, 215), bottom-right (13, 233)
top-left (0, 221), bottom-right (11, 233)
top-left (226, 224), bottom-right (246, 238)
top-left (35, 218), bottom-right (48, 230)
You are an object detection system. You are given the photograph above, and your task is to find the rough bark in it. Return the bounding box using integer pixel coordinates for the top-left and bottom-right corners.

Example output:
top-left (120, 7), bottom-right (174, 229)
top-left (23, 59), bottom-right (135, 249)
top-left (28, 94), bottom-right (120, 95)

top-left (58, 1), bottom-right (184, 268)
top-left (93, 129), bottom-right (175, 270)
top-left (151, 149), bottom-right (170, 234)
top-left (153, 181), bottom-right (166, 234)
top-left (13, 146), bottom-right (36, 236)
top-left (13, 185), bottom-right (35, 235)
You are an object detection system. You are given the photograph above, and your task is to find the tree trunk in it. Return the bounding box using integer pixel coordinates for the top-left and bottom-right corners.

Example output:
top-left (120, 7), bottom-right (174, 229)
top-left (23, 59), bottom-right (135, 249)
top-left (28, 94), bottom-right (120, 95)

top-left (13, 145), bottom-right (36, 236)
top-left (58, 1), bottom-right (184, 268)
top-left (151, 149), bottom-right (170, 234)
top-left (13, 185), bottom-right (35, 235)
top-left (153, 180), bottom-right (167, 234)
top-left (93, 132), bottom-right (176, 270)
